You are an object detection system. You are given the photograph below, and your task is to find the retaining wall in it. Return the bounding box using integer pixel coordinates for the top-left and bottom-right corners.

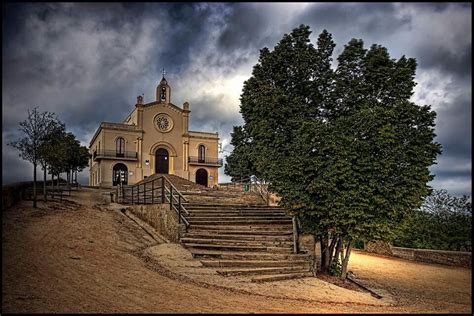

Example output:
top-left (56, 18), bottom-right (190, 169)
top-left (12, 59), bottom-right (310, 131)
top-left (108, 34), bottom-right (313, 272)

top-left (365, 241), bottom-right (471, 268)
top-left (128, 204), bottom-right (184, 242)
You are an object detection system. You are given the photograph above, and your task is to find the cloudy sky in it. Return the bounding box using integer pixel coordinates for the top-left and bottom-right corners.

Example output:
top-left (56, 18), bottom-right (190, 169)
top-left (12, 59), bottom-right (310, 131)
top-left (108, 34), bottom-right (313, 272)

top-left (2, 3), bottom-right (471, 197)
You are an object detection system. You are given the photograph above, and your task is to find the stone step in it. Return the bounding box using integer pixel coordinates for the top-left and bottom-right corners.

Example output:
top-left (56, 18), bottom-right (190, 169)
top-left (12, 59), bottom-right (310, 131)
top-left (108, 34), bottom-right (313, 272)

top-left (185, 207), bottom-right (285, 211)
top-left (186, 212), bottom-right (287, 217)
top-left (188, 225), bottom-right (293, 233)
top-left (251, 272), bottom-right (314, 283)
top-left (183, 233), bottom-right (293, 241)
top-left (200, 259), bottom-right (310, 268)
top-left (183, 209), bottom-right (286, 214)
top-left (187, 216), bottom-right (290, 222)
top-left (183, 204), bottom-right (280, 209)
top-left (187, 199), bottom-right (266, 205)
top-left (180, 237), bottom-right (293, 247)
top-left (187, 219), bottom-right (293, 225)
top-left (184, 191), bottom-right (250, 197)
top-left (183, 243), bottom-right (293, 253)
top-left (188, 249), bottom-right (310, 260)
top-left (216, 266), bottom-right (310, 276)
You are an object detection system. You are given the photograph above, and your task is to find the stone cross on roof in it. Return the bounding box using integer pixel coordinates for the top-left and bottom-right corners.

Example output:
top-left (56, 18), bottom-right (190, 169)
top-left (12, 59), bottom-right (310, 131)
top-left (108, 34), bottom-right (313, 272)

top-left (162, 68), bottom-right (166, 79)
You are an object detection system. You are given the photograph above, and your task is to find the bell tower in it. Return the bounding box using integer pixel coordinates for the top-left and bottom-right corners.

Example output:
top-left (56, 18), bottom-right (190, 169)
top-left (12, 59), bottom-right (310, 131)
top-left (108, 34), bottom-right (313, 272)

top-left (156, 69), bottom-right (171, 104)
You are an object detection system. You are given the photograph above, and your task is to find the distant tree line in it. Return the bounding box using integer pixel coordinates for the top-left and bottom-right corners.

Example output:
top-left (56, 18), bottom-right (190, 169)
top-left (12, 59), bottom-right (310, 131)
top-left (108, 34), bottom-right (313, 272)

top-left (8, 107), bottom-right (89, 208)
top-left (392, 189), bottom-right (472, 252)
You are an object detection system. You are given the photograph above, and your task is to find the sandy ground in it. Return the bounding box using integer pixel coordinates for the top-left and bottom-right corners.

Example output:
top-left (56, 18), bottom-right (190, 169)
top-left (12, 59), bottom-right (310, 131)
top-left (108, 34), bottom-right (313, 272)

top-left (2, 188), bottom-right (472, 313)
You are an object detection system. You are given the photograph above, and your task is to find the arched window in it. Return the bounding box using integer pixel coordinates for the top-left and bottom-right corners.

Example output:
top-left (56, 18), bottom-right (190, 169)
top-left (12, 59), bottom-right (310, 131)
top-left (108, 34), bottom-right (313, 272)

top-left (116, 137), bottom-right (125, 157)
top-left (198, 144), bottom-right (205, 163)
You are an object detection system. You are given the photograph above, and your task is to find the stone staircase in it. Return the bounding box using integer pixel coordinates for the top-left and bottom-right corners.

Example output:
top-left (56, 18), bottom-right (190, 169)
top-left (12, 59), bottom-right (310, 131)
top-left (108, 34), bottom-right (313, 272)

top-left (167, 175), bottom-right (313, 282)
top-left (125, 174), bottom-right (313, 282)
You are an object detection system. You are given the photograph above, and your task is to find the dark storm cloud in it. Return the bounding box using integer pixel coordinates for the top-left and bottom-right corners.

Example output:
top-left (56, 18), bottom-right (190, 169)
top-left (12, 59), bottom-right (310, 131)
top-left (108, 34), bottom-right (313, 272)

top-left (416, 41), bottom-right (471, 78)
top-left (217, 3), bottom-right (269, 52)
top-left (298, 3), bottom-right (411, 39)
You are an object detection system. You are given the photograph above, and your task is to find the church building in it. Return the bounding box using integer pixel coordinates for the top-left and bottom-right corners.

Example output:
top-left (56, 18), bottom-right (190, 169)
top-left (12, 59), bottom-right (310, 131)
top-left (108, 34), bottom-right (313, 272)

top-left (89, 75), bottom-right (222, 188)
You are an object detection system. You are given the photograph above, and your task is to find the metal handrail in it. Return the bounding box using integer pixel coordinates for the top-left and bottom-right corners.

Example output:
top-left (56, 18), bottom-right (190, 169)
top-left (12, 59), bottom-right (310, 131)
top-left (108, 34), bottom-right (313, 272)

top-left (188, 156), bottom-right (223, 165)
top-left (227, 176), bottom-right (270, 204)
top-left (118, 175), bottom-right (189, 228)
top-left (135, 175), bottom-right (188, 203)
top-left (164, 186), bottom-right (189, 215)
top-left (163, 175), bottom-right (188, 203)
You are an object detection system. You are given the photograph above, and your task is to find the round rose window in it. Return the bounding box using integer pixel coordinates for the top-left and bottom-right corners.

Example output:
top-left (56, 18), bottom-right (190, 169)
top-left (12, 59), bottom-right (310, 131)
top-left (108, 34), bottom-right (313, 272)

top-left (154, 114), bottom-right (173, 132)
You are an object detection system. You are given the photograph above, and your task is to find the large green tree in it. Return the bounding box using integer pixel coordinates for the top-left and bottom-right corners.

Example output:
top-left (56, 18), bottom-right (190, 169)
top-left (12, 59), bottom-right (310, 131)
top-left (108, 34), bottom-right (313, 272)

top-left (232, 25), bottom-right (442, 278)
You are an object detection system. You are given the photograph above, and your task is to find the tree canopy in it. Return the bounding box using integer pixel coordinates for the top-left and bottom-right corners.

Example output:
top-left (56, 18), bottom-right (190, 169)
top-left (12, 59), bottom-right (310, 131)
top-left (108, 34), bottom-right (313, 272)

top-left (226, 25), bottom-right (442, 277)
top-left (9, 108), bottom-right (61, 207)
top-left (9, 107), bottom-right (90, 205)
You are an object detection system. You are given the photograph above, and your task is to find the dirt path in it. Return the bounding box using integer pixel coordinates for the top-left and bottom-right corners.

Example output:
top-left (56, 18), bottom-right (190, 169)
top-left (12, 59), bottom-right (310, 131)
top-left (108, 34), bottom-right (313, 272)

top-left (2, 188), bottom-right (472, 313)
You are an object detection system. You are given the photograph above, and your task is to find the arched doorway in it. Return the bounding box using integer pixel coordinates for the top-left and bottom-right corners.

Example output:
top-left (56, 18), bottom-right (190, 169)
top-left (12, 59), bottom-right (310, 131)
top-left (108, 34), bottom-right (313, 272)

top-left (196, 168), bottom-right (208, 187)
top-left (113, 163), bottom-right (128, 186)
top-left (155, 148), bottom-right (169, 174)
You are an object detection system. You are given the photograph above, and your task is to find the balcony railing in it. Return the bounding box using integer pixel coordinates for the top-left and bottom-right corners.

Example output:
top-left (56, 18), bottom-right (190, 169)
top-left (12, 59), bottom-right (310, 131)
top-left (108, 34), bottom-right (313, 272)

top-left (93, 150), bottom-right (138, 160)
top-left (188, 156), bottom-right (223, 166)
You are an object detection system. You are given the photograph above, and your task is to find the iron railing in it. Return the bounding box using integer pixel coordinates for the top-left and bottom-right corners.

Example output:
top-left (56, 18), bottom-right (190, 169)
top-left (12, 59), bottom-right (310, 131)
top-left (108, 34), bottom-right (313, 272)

top-left (188, 156), bottom-right (223, 166)
top-left (93, 150), bottom-right (138, 160)
top-left (117, 175), bottom-right (189, 228)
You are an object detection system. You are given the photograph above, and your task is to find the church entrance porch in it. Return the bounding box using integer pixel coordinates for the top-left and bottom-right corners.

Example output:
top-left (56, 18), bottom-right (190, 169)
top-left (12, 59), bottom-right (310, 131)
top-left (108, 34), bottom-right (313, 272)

top-left (113, 163), bottom-right (128, 186)
top-left (196, 168), bottom-right (208, 187)
top-left (155, 148), bottom-right (169, 174)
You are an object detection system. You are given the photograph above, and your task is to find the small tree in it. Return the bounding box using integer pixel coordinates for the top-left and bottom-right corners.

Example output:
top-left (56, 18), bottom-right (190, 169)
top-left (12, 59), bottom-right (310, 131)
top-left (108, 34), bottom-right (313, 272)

top-left (73, 145), bottom-right (90, 185)
top-left (9, 108), bottom-right (59, 208)
top-left (38, 119), bottom-right (65, 201)
top-left (224, 126), bottom-right (258, 181)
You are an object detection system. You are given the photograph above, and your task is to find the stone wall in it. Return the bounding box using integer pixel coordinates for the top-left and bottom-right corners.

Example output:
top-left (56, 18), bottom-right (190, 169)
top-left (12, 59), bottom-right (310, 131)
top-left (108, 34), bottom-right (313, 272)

top-left (364, 240), bottom-right (393, 256)
top-left (129, 204), bottom-right (183, 242)
top-left (364, 241), bottom-right (471, 268)
top-left (391, 247), bottom-right (471, 268)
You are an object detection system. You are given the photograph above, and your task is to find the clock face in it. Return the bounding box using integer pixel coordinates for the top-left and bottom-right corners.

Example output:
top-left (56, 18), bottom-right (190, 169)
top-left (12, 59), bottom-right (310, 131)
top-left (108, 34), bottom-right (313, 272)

top-left (154, 114), bottom-right (173, 132)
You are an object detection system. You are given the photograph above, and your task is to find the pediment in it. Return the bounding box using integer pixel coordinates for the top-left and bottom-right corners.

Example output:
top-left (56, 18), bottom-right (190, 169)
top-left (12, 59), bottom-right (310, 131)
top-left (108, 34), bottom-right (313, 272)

top-left (143, 101), bottom-right (183, 114)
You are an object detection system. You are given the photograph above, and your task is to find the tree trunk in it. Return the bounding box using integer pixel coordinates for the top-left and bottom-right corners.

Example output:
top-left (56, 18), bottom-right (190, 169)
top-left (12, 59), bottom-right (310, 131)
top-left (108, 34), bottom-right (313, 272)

top-left (327, 235), bottom-right (339, 271)
top-left (340, 240), bottom-right (352, 279)
top-left (320, 233), bottom-right (330, 273)
top-left (51, 172), bottom-right (54, 199)
top-left (333, 236), bottom-right (343, 267)
top-left (43, 165), bottom-right (47, 202)
top-left (33, 161), bottom-right (37, 208)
